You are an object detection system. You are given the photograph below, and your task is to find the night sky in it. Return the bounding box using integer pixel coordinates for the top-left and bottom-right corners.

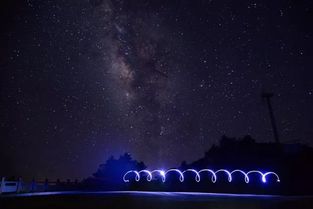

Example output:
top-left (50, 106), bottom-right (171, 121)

top-left (0, 0), bottom-right (312, 180)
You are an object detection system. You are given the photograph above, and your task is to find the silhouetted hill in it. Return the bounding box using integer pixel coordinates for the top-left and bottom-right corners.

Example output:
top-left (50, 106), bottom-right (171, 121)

top-left (178, 135), bottom-right (313, 194)
top-left (84, 135), bottom-right (313, 195)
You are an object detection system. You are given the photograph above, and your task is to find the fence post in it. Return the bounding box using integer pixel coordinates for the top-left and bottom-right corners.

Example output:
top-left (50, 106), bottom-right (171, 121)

top-left (31, 178), bottom-right (36, 192)
top-left (44, 178), bottom-right (49, 192)
top-left (0, 177), bottom-right (5, 194)
top-left (16, 177), bottom-right (22, 193)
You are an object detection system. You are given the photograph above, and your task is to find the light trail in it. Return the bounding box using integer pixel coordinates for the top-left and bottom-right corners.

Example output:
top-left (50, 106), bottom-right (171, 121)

top-left (123, 169), bottom-right (280, 184)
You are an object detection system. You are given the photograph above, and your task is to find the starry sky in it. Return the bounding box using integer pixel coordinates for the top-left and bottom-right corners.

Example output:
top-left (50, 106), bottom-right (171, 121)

top-left (0, 0), bottom-right (312, 180)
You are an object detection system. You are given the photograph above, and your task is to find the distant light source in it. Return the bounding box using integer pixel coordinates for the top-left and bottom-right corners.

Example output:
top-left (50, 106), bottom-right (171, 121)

top-left (123, 169), bottom-right (280, 184)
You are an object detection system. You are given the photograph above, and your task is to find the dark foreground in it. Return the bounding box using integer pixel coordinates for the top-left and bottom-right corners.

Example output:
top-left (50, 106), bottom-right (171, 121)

top-left (1, 191), bottom-right (313, 209)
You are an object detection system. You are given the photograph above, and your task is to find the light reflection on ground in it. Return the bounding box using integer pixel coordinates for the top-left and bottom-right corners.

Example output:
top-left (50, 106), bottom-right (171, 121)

top-left (4, 191), bottom-right (312, 200)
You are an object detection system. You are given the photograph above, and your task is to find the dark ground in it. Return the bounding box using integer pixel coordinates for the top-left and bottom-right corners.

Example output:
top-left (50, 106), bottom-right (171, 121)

top-left (1, 191), bottom-right (313, 209)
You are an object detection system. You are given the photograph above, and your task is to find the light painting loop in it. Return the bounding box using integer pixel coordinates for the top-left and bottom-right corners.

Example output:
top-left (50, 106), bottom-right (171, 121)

top-left (123, 169), bottom-right (280, 184)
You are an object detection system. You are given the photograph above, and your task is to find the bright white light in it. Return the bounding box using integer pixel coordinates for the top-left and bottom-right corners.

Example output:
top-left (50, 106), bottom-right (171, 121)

top-left (262, 176), bottom-right (266, 183)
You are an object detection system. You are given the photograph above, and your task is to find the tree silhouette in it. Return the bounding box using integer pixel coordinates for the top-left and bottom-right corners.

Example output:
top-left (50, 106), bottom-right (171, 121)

top-left (92, 153), bottom-right (146, 183)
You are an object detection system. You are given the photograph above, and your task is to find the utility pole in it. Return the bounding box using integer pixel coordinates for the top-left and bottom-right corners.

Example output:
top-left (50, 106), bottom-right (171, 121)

top-left (262, 92), bottom-right (280, 144)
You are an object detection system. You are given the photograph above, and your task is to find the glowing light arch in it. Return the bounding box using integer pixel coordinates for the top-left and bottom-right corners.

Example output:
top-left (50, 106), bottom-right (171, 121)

top-left (165, 169), bottom-right (184, 182)
top-left (138, 170), bottom-right (153, 181)
top-left (246, 170), bottom-right (266, 183)
top-left (263, 172), bottom-right (280, 183)
top-left (198, 169), bottom-right (217, 183)
top-left (215, 169), bottom-right (232, 182)
top-left (151, 170), bottom-right (166, 182)
top-left (123, 170), bottom-right (140, 182)
top-left (182, 169), bottom-right (201, 182)
top-left (230, 170), bottom-right (249, 183)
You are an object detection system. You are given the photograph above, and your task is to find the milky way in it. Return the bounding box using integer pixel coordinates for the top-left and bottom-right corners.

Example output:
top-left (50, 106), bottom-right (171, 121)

top-left (0, 0), bottom-right (312, 179)
top-left (89, 0), bottom-right (188, 167)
